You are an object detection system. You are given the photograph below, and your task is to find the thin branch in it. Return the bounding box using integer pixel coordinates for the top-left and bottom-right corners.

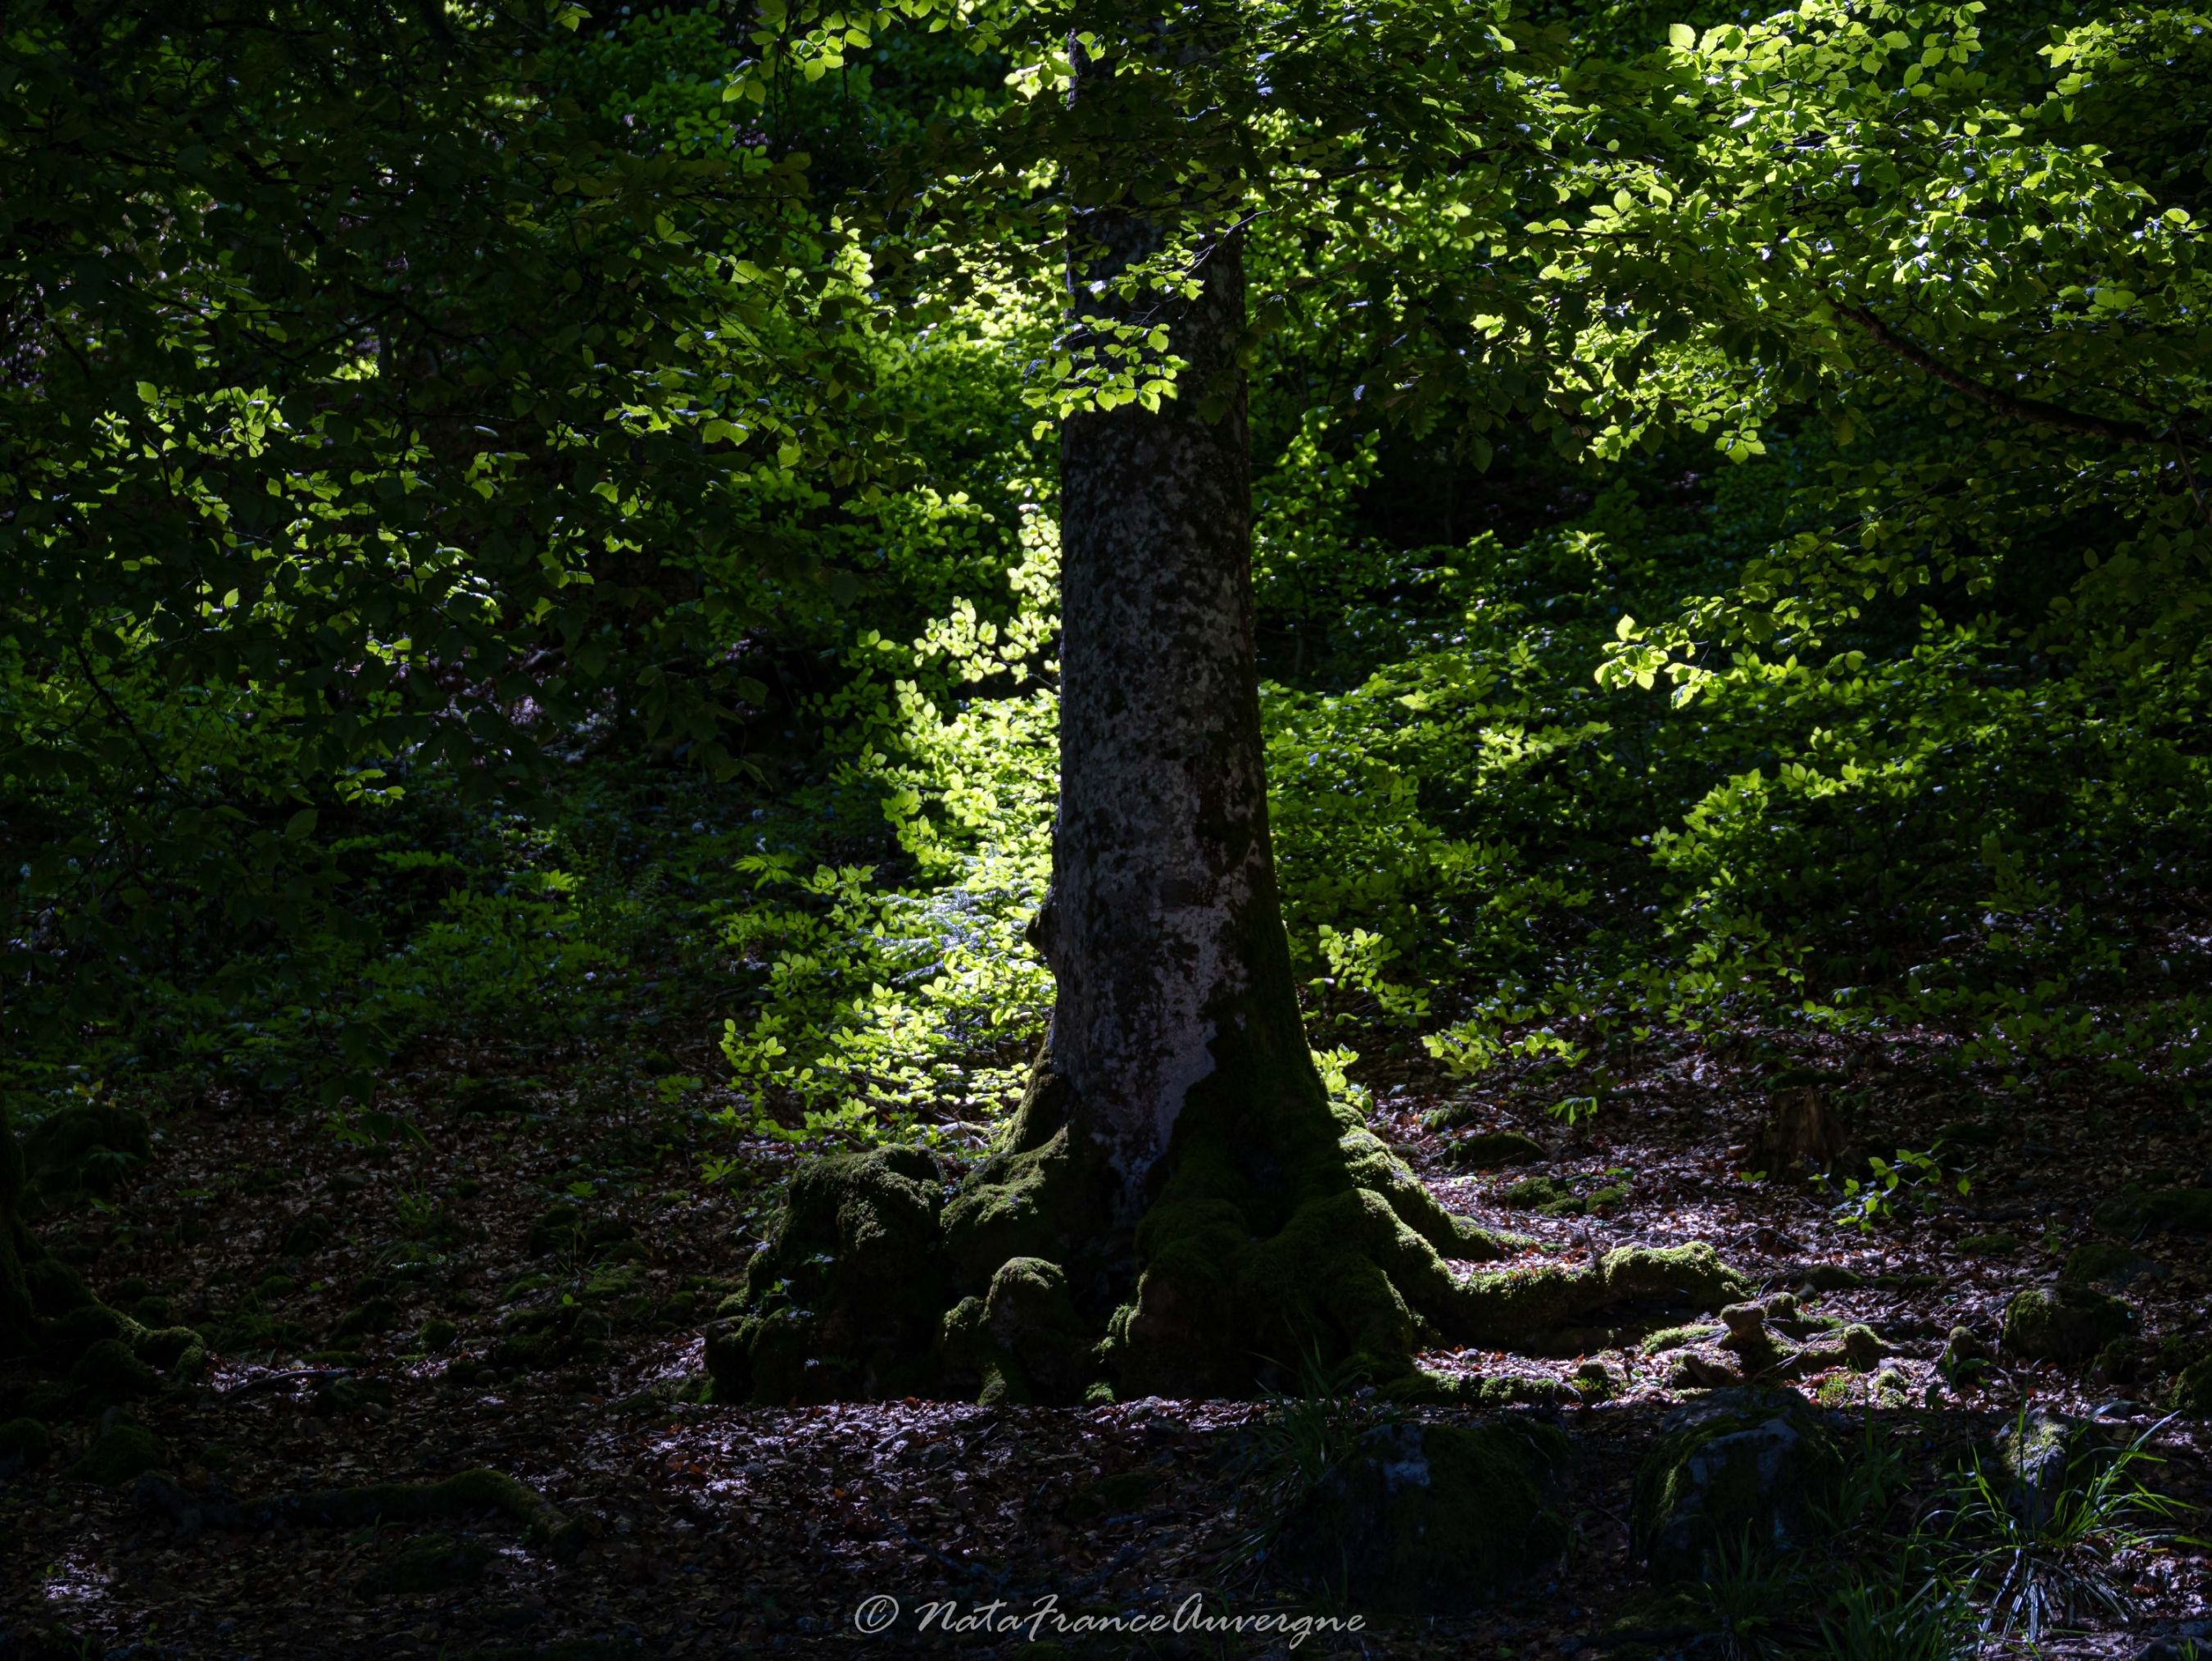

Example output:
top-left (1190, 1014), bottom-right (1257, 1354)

top-left (1838, 303), bottom-right (2175, 446)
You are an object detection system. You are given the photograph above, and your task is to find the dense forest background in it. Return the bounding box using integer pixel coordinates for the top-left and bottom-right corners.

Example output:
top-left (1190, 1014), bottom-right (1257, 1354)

top-left (6, 0), bottom-right (2212, 1654)
top-left (10, 0), bottom-right (2212, 1165)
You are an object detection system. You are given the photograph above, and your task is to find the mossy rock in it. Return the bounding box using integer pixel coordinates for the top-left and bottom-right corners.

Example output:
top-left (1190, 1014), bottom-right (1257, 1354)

top-left (419, 1318), bottom-right (460, 1352)
top-left (2169, 1355), bottom-right (2212, 1417)
top-left (1273, 1420), bottom-right (1572, 1614)
top-left (70, 1337), bottom-right (158, 1406)
top-left (2089, 1337), bottom-right (2158, 1389)
top-left (2002, 1283), bottom-right (2138, 1362)
top-left (1990, 1409), bottom-right (2092, 1527)
top-left (0, 1416), bottom-right (52, 1469)
top-left (332, 1298), bottom-right (401, 1341)
top-left (66, 1420), bottom-right (166, 1485)
top-left (1939, 1326), bottom-right (1992, 1389)
top-left (1442, 1132), bottom-right (1547, 1171)
top-left (2063, 1242), bottom-right (2166, 1288)
top-left (708, 1146), bottom-right (954, 1404)
top-left (1631, 1387), bottom-right (1843, 1582)
top-left (1642, 1323), bottom-right (1725, 1356)
top-left (2092, 1187), bottom-right (2212, 1239)
top-left (1838, 1323), bottom-right (1890, 1372)
top-left (1498, 1174), bottom-right (1585, 1216)
top-left (1959, 1233), bottom-right (2019, 1255)
top-left (940, 1256), bottom-right (1094, 1405)
top-left (359, 1533), bottom-right (495, 1597)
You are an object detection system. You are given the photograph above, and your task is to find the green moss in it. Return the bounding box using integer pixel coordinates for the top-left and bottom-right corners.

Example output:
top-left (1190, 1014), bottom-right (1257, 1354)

top-left (940, 1126), bottom-right (1104, 1284)
top-left (2002, 1283), bottom-right (2137, 1361)
top-left (1839, 1324), bottom-right (1890, 1372)
top-left (135, 1325), bottom-right (205, 1378)
top-left (1643, 1323), bottom-right (1725, 1355)
top-left (2092, 1187), bottom-right (2212, 1238)
top-left (1632, 1388), bottom-right (1842, 1582)
top-left (419, 1318), bottom-right (459, 1351)
top-left (524, 1205), bottom-right (585, 1256)
top-left (332, 1298), bottom-right (401, 1339)
top-left (291, 1468), bottom-right (578, 1550)
top-left (70, 1337), bottom-right (157, 1406)
top-left (2170, 1354), bottom-right (2212, 1417)
top-left (67, 1420), bottom-right (166, 1485)
top-left (1499, 1174), bottom-right (1583, 1214)
top-left (1374, 1370), bottom-right (1577, 1409)
top-left (709, 1028), bottom-right (1743, 1401)
top-left (709, 1145), bottom-right (953, 1404)
top-left (1339, 1125), bottom-right (1516, 1260)
top-left (1274, 1421), bottom-right (1572, 1614)
top-left (1442, 1131), bottom-right (1547, 1169)
top-left (2063, 1242), bottom-right (2165, 1287)
top-left (1454, 1243), bottom-right (1747, 1343)
top-left (939, 1256), bottom-right (1094, 1404)
top-left (1960, 1233), bottom-right (2019, 1255)
top-left (0, 1416), bottom-right (52, 1468)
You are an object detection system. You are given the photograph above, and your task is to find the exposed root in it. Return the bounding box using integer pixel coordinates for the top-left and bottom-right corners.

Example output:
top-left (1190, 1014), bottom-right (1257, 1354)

top-left (2, 1100), bottom-right (205, 1402)
top-left (705, 1051), bottom-right (1751, 1403)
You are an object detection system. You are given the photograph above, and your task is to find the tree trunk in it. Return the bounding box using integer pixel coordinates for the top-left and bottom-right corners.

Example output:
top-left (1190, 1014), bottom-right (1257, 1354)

top-left (702, 39), bottom-right (1752, 1409)
top-left (1042, 210), bottom-right (1326, 1233)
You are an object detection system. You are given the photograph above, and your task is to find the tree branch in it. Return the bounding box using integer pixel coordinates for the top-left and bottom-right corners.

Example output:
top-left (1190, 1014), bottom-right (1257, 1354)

top-left (1838, 303), bottom-right (2174, 446)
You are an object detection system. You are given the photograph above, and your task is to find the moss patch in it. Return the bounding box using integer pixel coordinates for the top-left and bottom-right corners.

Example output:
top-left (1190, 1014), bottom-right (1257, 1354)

top-left (707, 1145), bottom-right (954, 1404)
top-left (2063, 1242), bottom-right (2166, 1287)
top-left (0, 1416), bottom-right (52, 1469)
top-left (2002, 1283), bottom-right (2138, 1362)
top-left (67, 1420), bottom-right (166, 1486)
top-left (1375, 1370), bottom-right (1577, 1409)
top-left (709, 1047), bottom-right (1743, 1401)
top-left (2170, 1355), bottom-right (2212, 1417)
top-left (2092, 1187), bottom-right (2212, 1239)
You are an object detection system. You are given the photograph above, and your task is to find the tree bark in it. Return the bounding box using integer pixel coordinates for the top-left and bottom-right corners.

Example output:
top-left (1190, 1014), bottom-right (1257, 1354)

top-left (1043, 210), bottom-right (1326, 1233)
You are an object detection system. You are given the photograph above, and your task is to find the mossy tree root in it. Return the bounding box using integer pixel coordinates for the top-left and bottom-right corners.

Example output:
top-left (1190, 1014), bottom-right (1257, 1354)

top-left (2, 1099), bottom-right (206, 1398)
top-left (707, 1054), bottom-right (1749, 1404)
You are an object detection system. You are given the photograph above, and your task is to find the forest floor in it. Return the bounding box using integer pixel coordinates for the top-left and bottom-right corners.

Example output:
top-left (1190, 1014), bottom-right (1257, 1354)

top-left (3, 1028), bottom-right (2209, 1659)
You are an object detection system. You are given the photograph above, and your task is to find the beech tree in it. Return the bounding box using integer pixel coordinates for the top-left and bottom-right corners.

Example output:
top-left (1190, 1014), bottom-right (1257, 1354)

top-left (711, 0), bottom-right (2212, 1401)
top-left (709, 0), bottom-right (1753, 1403)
